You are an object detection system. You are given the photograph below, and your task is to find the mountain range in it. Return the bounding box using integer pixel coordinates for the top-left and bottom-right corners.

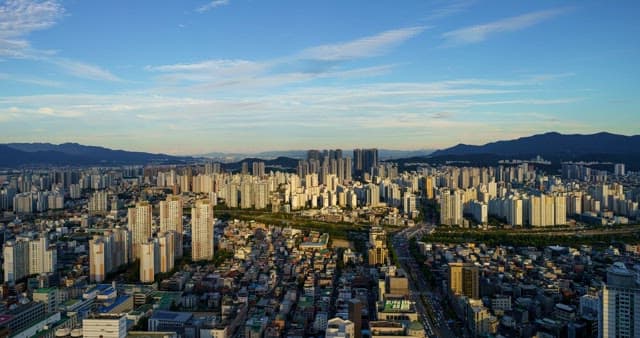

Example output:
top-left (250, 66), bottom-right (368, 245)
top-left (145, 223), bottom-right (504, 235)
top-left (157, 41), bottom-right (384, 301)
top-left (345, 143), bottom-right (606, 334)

top-left (431, 132), bottom-right (640, 157)
top-left (199, 149), bottom-right (434, 162)
top-left (0, 143), bottom-right (191, 167)
top-left (1, 132), bottom-right (638, 168)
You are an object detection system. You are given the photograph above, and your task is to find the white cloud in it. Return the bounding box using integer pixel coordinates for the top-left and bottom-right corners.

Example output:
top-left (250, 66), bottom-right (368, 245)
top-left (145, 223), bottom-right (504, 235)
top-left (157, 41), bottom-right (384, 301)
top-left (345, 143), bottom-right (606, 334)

top-left (146, 26), bottom-right (425, 91)
top-left (196, 0), bottom-right (229, 13)
top-left (425, 0), bottom-right (475, 22)
top-left (52, 58), bottom-right (121, 82)
top-left (442, 8), bottom-right (570, 46)
top-left (298, 26), bottom-right (425, 61)
top-left (0, 0), bottom-right (64, 57)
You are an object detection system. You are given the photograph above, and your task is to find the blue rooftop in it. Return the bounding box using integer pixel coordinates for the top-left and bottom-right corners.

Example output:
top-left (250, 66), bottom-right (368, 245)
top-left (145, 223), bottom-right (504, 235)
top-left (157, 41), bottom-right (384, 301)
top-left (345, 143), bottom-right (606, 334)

top-left (151, 311), bottom-right (193, 323)
top-left (98, 295), bottom-right (131, 313)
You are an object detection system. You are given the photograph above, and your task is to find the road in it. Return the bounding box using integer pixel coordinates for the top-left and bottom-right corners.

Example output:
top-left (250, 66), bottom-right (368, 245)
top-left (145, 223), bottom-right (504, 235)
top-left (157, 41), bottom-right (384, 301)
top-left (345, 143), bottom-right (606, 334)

top-left (391, 226), bottom-right (458, 338)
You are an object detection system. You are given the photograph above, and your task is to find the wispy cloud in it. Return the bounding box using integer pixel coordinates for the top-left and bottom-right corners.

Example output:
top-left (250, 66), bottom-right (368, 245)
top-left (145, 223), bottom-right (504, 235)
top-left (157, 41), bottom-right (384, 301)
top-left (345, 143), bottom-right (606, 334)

top-left (146, 26), bottom-right (424, 91)
top-left (52, 58), bottom-right (122, 82)
top-left (0, 72), bottom-right (63, 87)
top-left (0, 0), bottom-right (121, 82)
top-left (0, 0), bottom-right (64, 57)
top-left (298, 26), bottom-right (425, 61)
top-left (146, 59), bottom-right (267, 83)
top-left (196, 0), bottom-right (229, 13)
top-left (425, 0), bottom-right (475, 22)
top-left (442, 7), bottom-right (571, 46)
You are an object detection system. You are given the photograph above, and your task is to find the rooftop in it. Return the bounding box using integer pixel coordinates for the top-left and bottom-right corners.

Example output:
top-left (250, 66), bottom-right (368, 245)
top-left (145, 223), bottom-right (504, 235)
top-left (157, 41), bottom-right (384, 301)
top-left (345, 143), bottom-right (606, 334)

top-left (150, 311), bottom-right (192, 323)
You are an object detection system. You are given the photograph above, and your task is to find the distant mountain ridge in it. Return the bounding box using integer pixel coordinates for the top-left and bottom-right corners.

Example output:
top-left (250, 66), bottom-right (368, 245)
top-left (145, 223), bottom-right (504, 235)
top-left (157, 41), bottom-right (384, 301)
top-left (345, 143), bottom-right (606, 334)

top-left (0, 143), bottom-right (191, 167)
top-left (431, 132), bottom-right (640, 157)
top-left (200, 149), bottom-right (434, 162)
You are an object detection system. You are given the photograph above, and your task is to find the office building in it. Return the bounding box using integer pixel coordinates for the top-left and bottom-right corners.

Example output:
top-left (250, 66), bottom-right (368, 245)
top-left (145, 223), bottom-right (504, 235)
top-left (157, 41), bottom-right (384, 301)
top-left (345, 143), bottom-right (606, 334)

top-left (449, 262), bottom-right (479, 300)
top-left (368, 227), bottom-right (388, 266)
top-left (348, 299), bottom-right (363, 338)
top-left (83, 314), bottom-right (127, 338)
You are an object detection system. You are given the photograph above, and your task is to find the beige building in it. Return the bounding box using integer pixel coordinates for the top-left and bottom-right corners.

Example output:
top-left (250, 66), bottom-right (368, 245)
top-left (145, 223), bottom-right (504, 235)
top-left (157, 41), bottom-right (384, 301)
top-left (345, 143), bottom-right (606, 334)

top-left (89, 236), bottom-right (107, 282)
top-left (325, 317), bottom-right (355, 338)
top-left (158, 231), bottom-right (175, 273)
top-left (368, 227), bottom-right (388, 266)
top-left (128, 201), bottom-right (152, 260)
top-left (83, 314), bottom-right (127, 338)
top-left (139, 240), bottom-right (158, 283)
top-left (449, 262), bottom-right (479, 300)
top-left (160, 195), bottom-right (183, 233)
top-left (192, 199), bottom-right (214, 261)
top-left (160, 195), bottom-right (183, 258)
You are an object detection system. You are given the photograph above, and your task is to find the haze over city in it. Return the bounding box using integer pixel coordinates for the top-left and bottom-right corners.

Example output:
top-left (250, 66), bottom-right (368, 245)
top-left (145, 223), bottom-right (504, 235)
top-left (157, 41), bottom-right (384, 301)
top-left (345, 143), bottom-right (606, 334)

top-left (1, 0), bottom-right (639, 154)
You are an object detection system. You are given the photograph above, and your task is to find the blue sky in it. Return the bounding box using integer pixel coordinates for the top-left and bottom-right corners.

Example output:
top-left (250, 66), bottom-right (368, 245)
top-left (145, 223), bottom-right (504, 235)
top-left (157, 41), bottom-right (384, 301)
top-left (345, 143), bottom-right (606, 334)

top-left (0, 0), bottom-right (638, 154)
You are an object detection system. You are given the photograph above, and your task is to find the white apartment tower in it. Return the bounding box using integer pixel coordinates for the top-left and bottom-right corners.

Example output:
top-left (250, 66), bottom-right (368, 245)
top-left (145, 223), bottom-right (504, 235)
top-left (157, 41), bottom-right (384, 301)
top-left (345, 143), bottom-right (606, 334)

top-left (599, 263), bottom-right (640, 338)
top-left (192, 199), bottom-right (214, 261)
top-left (128, 201), bottom-right (152, 260)
top-left (160, 195), bottom-right (183, 258)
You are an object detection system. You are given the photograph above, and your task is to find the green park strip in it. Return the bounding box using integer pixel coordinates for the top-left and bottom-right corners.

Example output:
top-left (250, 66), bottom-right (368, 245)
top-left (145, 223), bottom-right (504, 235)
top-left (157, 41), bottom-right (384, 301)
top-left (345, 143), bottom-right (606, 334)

top-left (423, 227), bottom-right (640, 248)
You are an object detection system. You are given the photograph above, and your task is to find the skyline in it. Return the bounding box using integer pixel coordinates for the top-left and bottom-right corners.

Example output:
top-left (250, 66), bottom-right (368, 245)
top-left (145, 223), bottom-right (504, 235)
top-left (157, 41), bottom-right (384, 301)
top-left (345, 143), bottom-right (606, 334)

top-left (1, 0), bottom-right (639, 155)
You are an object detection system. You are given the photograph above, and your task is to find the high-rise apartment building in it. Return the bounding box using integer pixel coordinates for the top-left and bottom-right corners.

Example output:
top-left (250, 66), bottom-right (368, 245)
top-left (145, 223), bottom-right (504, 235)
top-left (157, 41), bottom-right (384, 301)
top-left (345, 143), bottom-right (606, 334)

top-left (88, 190), bottom-right (109, 214)
top-left (140, 240), bottom-right (158, 283)
top-left (3, 235), bottom-right (56, 283)
top-left (89, 228), bottom-right (132, 283)
top-left (353, 148), bottom-right (378, 179)
top-left (599, 263), bottom-right (640, 338)
top-left (128, 201), bottom-right (152, 260)
top-left (440, 188), bottom-right (463, 226)
top-left (89, 236), bottom-right (108, 283)
top-left (3, 239), bottom-right (29, 283)
top-left (160, 195), bottom-right (183, 258)
top-left (158, 231), bottom-right (176, 274)
top-left (192, 199), bottom-right (214, 261)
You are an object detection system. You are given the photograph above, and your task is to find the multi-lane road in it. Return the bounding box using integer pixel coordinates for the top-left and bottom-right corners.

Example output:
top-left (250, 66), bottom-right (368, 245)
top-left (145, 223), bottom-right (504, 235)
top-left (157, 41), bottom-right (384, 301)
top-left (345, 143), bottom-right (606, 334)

top-left (392, 226), bottom-right (458, 338)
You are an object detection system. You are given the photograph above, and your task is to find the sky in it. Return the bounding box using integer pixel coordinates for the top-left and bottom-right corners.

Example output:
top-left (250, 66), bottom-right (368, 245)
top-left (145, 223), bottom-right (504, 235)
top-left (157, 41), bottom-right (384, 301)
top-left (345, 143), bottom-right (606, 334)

top-left (0, 0), bottom-right (639, 155)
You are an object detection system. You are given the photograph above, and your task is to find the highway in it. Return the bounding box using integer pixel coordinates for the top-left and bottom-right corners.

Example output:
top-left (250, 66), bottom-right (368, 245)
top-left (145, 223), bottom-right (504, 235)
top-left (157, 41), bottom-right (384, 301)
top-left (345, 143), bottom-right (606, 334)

top-left (392, 226), bottom-right (458, 338)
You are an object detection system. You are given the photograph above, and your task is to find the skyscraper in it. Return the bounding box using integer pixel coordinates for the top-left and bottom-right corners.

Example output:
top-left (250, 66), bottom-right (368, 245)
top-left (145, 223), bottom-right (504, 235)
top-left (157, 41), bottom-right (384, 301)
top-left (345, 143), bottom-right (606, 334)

top-left (440, 188), bottom-right (463, 226)
top-left (353, 148), bottom-right (378, 179)
top-left (88, 190), bottom-right (109, 214)
top-left (139, 240), bottom-right (158, 283)
top-left (192, 199), bottom-right (214, 261)
top-left (89, 236), bottom-right (107, 283)
top-left (160, 195), bottom-right (183, 233)
top-left (128, 201), bottom-right (152, 260)
top-left (160, 195), bottom-right (183, 258)
top-left (3, 239), bottom-right (29, 284)
top-left (599, 263), bottom-right (640, 338)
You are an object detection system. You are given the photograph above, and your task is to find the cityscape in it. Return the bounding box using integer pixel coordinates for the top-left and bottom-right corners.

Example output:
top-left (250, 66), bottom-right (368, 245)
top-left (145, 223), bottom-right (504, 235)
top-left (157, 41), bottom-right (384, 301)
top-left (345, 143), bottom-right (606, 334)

top-left (1, 1), bottom-right (640, 338)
